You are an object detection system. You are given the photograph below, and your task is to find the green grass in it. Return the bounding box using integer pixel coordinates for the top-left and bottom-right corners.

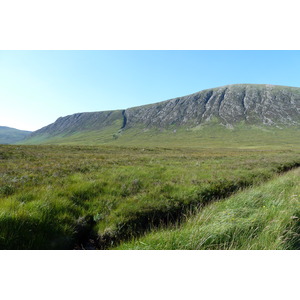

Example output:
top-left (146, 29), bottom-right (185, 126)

top-left (1, 144), bottom-right (300, 249)
top-left (19, 122), bottom-right (123, 145)
top-left (117, 168), bottom-right (300, 250)
top-left (21, 122), bottom-right (300, 150)
top-left (113, 124), bottom-right (300, 149)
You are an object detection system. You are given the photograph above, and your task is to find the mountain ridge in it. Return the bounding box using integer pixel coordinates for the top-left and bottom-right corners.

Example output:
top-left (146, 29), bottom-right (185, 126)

top-left (23, 84), bottom-right (300, 145)
top-left (124, 84), bottom-right (300, 128)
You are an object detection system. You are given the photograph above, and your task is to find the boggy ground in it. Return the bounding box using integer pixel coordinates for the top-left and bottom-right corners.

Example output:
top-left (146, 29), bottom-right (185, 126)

top-left (118, 168), bottom-right (300, 250)
top-left (0, 144), bottom-right (300, 249)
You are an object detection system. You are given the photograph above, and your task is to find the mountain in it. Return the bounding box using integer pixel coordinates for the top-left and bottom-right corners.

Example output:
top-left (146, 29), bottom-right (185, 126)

top-left (22, 84), bottom-right (300, 146)
top-left (30, 110), bottom-right (124, 137)
top-left (0, 126), bottom-right (32, 144)
top-left (125, 84), bottom-right (300, 127)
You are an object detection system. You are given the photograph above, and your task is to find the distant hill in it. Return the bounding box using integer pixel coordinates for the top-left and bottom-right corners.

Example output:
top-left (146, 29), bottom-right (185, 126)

top-left (0, 126), bottom-right (31, 144)
top-left (22, 84), bottom-right (300, 146)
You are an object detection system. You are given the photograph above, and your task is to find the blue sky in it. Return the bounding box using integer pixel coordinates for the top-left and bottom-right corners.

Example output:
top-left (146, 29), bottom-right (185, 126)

top-left (1, 50), bottom-right (300, 131)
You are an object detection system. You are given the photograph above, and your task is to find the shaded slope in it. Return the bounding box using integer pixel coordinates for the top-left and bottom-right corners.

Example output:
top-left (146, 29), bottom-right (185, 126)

top-left (0, 126), bottom-right (31, 144)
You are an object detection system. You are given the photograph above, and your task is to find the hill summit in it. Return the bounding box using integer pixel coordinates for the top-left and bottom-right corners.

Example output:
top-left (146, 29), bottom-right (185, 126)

top-left (23, 84), bottom-right (300, 146)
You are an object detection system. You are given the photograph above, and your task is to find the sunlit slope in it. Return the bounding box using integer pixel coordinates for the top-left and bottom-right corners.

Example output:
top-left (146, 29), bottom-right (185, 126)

top-left (22, 124), bottom-right (300, 149)
top-left (22, 84), bottom-right (300, 146)
top-left (22, 110), bottom-right (124, 145)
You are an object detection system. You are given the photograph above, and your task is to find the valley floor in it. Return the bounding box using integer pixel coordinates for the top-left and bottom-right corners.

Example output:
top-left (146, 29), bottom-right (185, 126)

top-left (0, 144), bottom-right (299, 249)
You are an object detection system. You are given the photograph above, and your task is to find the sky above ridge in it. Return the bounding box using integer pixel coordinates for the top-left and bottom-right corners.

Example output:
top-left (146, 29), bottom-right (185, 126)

top-left (1, 50), bottom-right (300, 131)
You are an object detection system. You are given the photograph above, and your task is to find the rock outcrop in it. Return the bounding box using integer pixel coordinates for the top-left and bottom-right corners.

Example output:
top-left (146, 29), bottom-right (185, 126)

top-left (124, 84), bottom-right (300, 128)
top-left (26, 84), bottom-right (300, 142)
top-left (30, 110), bottom-right (123, 138)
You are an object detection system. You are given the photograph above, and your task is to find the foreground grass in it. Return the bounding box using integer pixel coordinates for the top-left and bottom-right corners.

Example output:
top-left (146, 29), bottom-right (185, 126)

top-left (117, 168), bottom-right (300, 250)
top-left (1, 144), bottom-right (300, 249)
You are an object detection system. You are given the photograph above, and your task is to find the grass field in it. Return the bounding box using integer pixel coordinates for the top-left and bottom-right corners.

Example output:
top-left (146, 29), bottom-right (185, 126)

top-left (22, 123), bottom-right (300, 149)
top-left (1, 142), bottom-right (300, 249)
top-left (117, 168), bottom-right (300, 250)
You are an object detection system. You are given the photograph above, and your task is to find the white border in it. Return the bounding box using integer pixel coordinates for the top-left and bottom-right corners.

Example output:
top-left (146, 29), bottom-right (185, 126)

top-left (1, 0), bottom-right (299, 299)
top-left (0, 250), bottom-right (299, 300)
top-left (1, 0), bottom-right (300, 50)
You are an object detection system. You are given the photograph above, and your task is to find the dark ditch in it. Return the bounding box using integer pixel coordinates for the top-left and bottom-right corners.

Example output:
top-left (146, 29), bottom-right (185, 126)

top-left (75, 161), bottom-right (300, 250)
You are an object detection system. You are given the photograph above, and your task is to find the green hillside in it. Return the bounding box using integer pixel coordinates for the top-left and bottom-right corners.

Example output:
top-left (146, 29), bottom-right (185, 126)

top-left (3, 83), bottom-right (300, 249)
top-left (21, 123), bottom-right (300, 150)
top-left (0, 126), bottom-right (31, 144)
top-left (22, 84), bottom-right (300, 147)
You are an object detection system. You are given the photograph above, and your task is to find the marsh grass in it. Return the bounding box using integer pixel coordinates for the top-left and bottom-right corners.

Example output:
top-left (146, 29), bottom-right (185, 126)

top-left (1, 144), bottom-right (300, 249)
top-left (117, 168), bottom-right (300, 250)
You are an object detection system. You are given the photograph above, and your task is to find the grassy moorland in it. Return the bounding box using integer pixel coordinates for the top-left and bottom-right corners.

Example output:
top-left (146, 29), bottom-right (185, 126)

top-left (1, 142), bottom-right (300, 249)
top-left (117, 168), bottom-right (300, 250)
top-left (21, 123), bottom-right (300, 149)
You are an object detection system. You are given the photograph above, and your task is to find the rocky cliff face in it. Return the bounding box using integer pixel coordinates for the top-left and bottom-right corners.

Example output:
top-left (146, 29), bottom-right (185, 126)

top-left (28, 84), bottom-right (300, 141)
top-left (124, 84), bottom-right (300, 128)
top-left (30, 110), bottom-right (124, 138)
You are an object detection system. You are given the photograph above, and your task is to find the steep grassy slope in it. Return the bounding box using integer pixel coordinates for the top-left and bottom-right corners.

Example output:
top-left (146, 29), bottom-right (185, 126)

top-left (111, 124), bottom-right (300, 149)
top-left (22, 124), bottom-right (300, 150)
top-left (22, 84), bottom-right (300, 146)
top-left (0, 126), bottom-right (31, 144)
top-left (117, 168), bottom-right (300, 250)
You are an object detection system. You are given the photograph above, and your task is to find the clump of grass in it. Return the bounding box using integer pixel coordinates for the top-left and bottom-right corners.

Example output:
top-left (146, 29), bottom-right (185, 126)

top-left (0, 185), bottom-right (15, 196)
top-left (117, 168), bottom-right (300, 250)
top-left (0, 195), bottom-right (77, 249)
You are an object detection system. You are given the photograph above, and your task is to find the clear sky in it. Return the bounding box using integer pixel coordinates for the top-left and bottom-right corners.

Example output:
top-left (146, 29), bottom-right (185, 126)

top-left (1, 50), bottom-right (300, 131)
